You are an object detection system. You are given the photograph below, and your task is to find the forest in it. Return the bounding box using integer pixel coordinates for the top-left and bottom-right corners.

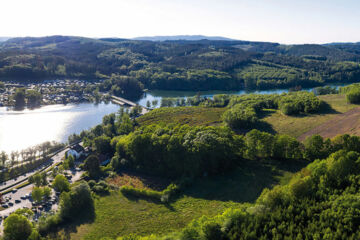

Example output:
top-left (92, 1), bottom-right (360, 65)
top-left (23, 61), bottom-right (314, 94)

top-left (2, 36), bottom-right (360, 98)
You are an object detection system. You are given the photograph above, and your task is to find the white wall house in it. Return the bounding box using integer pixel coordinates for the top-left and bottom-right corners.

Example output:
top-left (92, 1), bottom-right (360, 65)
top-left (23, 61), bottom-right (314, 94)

top-left (67, 149), bottom-right (81, 159)
top-left (66, 144), bottom-right (85, 159)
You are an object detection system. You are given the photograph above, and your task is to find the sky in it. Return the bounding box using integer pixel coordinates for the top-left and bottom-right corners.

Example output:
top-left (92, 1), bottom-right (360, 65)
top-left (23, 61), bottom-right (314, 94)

top-left (1, 0), bottom-right (359, 44)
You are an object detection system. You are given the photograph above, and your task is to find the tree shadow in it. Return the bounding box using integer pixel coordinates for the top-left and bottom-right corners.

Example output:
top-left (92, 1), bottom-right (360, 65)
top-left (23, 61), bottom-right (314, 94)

top-left (234, 121), bottom-right (276, 135)
top-left (49, 203), bottom-right (96, 239)
top-left (175, 158), bottom-right (307, 203)
top-left (318, 101), bottom-right (340, 114)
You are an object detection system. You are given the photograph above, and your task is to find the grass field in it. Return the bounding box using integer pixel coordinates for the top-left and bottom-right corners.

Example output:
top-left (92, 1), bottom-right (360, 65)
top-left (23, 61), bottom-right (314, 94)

top-left (68, 159), bottom-right (304, 240)
top-left (137, 106), bottom-right (225, 127)
top-left (263, 94), bottom-right (359, 138)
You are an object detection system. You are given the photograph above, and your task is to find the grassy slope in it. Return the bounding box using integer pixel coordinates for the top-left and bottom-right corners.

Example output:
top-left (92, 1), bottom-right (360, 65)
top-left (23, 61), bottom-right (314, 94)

top-left (263, 94), bottom-right (358, 138)
top-left (137, 107), bottom-right (225, 127)
top-left (68, 94), bottom-right (355, 239)
top-left (69, 159), bottom-right (303, 240)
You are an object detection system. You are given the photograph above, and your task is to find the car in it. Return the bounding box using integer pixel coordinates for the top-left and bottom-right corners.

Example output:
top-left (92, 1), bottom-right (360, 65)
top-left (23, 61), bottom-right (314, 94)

top-left (20, 196), bottom-right (27, 200)
top-left (15, 199), bottom-right (21, 204)
top-left (2, 204), bottom-right (8, 208)
top-left (11, 189), bottom-right (17, 193)
top-left (8, 202), bottom-right (13, 206)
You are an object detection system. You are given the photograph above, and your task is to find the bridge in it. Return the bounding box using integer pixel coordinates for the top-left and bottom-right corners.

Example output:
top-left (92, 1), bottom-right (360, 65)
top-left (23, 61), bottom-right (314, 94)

top-left (109, 95), bottom-right (149, 115)
top-left (110, 95), bottom-right (137, 107)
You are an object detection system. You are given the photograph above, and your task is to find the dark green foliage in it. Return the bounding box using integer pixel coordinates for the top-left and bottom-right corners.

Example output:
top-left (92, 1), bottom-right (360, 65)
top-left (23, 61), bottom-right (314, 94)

top-left (304, 135), bottom-right (332, 160)
top-left (84, 155), bottom-right (101, 179)
top-left (222, 105), bottom-right (258, 129)
top-left (244, 129), bottom-right (303, 160)
top-left (339, 83), bottom-right (360, 104)
top-left (59, 182), bottom-right (94, 220)
top-left (313, 85), bottom-right (338, 95)
top-left (13, 88), bottom-right (26, 109)
top-left (2, 36), bottom-right (360, 93)
top-left (52, 174), bottom-right (70, 192)
top-left (26, 89), bottom-right (42, 108)
top-left (64, 154), bottom-right (75, 169)
top-left (98, 74), bottom-right (144, 99)
top-left (3, 214), bottom-right (32, 240)
top-left (120, 186), bottom-right (162, 200)
top-left (223, 92), bottom-right (324, 130)
top-left (155, 148), bottom-right (360, 240)
top-left (114, 124), bottom-right (244, 178)
top-left (346, 89), bottom-right (360, 103)
top-left (92, 135), bottom-right (112, 154)
top-left (120, 183), bottom-right (180, 203)
top-left (90, 180), bottom-right (110, 195)
top-left (277, 92), bottom-right (323, 115)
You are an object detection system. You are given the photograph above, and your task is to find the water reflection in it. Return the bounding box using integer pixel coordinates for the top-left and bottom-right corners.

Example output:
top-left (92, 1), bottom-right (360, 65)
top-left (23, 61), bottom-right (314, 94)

top-left (0, 102), bottom-right (120, 153)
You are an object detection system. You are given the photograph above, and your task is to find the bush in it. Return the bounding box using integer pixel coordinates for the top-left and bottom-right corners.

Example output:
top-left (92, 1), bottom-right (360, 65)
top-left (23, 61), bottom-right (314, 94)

top-left (120, 186), bottom-right (162, 200)
top-left (120, 183), bottom-right (181, 203)
top-left (223, 105), bottom-right (258, 129)
top-left (90, 180), bottom-right (110, 195)
top-left (346, 89), bottom-right (360, 103)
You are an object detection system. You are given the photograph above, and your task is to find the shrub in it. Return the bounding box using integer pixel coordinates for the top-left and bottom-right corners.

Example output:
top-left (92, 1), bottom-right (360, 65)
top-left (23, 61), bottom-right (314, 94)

top-left (120, 186), bottom-right (162, 200)
top-left (346, 89), bottom-right (360, 103)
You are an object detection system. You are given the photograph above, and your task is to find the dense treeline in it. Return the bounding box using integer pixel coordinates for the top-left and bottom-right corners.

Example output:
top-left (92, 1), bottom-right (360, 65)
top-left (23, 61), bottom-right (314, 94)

top-left (81, 103), bottom-right (358, 180)
top-left (223, 92), bottom-right (324, 129)
top-left (2, 36), bottom-right (360, 93)
top-left (112, 125), bottom-right (243, 178)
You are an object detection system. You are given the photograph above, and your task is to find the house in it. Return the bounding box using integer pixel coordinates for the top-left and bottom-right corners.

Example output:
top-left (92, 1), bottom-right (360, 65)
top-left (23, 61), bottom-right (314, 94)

top-left (66, 144), bottom-right (85, 159)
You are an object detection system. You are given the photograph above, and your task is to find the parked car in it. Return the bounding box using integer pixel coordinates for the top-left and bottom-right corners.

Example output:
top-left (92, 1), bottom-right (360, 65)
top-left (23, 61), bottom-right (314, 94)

top-left (2, 204), bottom-right (8, 208)
top-left (8, 202), bottom-right (13, 206)
top-left (15, 199), bottom-right (21, 204)
top-left (12, 189), bottom-right (17, 193)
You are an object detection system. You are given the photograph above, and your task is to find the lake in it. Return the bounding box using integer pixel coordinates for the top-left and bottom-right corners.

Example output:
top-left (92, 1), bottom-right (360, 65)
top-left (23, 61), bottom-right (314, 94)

top-left (137, 83), bottom-right (347, 107)
top-left (0, 102), bottom-right (120, 154)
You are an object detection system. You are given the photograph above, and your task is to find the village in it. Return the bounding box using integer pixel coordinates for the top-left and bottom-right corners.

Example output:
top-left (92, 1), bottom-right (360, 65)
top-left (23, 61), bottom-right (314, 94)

top-left (0, 79), bottom-right (103, 107)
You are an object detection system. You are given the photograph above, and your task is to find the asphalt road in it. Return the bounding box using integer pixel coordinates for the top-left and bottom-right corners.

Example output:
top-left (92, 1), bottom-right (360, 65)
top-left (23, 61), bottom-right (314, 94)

top-left (0, 166), bottom-right (84, 233)
top-left (0, 149), bottom-right (68, 192)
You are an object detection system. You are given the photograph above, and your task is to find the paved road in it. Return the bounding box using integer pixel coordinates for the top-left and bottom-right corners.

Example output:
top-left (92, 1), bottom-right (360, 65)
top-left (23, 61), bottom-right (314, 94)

top-left (0, 149), bottom-right (68, 192)
top-left (0, 167), bottom-right (84, 232)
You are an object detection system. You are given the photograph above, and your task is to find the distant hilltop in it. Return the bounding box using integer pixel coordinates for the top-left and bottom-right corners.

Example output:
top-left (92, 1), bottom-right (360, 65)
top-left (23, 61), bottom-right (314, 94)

top-left (0, 37), bottom-right (11, 42)
top-left (132, 35), bottom-right (236, 41)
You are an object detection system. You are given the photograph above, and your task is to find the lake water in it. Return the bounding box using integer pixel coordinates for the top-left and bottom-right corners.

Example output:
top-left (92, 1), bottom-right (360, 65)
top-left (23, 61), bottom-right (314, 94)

top-left (0, 102), bottom-right (120, 154)
top-left (137, 83), bottom-right (347, 107)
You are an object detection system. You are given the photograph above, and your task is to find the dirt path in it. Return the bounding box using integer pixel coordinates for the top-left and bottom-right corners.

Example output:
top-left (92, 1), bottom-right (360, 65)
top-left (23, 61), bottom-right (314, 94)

top-left (298, 107), bottom-right (360, 141)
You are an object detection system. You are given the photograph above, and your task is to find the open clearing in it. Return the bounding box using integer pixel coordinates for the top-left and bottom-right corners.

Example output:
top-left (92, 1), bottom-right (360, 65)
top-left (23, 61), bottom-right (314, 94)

top-left (298, 106), bottom-right (360, 141)
top-left (263, 94), bottom-right (359, 138)
top-left (137, 106), bottom-right (225, 127)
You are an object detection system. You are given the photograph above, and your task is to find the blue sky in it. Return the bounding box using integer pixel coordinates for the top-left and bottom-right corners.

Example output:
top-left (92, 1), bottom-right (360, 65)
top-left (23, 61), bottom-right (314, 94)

top-left (1, 0), bottom-right (359, 44)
